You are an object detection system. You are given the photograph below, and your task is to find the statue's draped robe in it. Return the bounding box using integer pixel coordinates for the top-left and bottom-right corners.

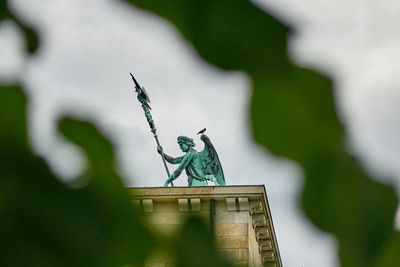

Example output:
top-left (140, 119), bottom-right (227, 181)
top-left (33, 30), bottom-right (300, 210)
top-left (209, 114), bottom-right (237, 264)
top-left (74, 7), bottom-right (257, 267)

top-left (164, 148), bottom-right (207, 186)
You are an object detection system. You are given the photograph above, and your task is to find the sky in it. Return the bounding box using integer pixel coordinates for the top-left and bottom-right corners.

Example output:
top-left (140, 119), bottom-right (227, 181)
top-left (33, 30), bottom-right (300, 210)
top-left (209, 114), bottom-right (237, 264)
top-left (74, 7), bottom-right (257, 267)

top-left (2, 0), bottom-right (400, 266)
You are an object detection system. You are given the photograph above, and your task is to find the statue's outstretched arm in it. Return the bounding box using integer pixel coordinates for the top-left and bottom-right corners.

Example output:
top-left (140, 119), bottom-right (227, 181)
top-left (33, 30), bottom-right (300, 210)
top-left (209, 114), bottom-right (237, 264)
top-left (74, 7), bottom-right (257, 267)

top-left (164, 154), bottom-right (183, 164)
top-left (157, 146), bottom-right (183, 164)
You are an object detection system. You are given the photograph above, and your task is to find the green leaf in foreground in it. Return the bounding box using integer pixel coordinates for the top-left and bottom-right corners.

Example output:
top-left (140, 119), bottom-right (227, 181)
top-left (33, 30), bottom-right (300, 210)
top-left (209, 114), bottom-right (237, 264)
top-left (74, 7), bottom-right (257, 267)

top-left (0, 0), bottom-right (40, 54)
top-left (124, 0), bottom-right (399, 265)
top-left (0, 85), bottom-right (154, 266)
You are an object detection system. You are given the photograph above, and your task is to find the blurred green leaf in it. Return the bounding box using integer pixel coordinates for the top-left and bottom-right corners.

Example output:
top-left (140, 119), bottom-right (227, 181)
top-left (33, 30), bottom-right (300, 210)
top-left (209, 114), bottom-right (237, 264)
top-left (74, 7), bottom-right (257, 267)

top-left (125, 0), bottom-right (399, 265)
top-left (0, 0), bottom-right (40, 54)
top-left (373, 232), bottom-right (400, 266)
top-left (0, 0), bottom-right (9, 21)
top-left (0, 86), bottom-right (154, 266)
top-left (173, 216), bottom-right (231, 267)
top-left (12, 16), bottom-right (40, 54)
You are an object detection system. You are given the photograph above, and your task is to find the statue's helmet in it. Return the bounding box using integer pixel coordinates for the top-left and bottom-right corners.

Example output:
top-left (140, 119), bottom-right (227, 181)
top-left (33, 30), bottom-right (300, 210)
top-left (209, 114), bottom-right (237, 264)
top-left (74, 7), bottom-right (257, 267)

top-left (177, 136), bottom-right (195, 147)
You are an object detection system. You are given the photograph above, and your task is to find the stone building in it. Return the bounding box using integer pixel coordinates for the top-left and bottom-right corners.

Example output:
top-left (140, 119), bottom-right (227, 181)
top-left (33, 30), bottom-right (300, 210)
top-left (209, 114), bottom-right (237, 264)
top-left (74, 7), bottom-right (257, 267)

top-left (129, 185), bottom-right (282, 267)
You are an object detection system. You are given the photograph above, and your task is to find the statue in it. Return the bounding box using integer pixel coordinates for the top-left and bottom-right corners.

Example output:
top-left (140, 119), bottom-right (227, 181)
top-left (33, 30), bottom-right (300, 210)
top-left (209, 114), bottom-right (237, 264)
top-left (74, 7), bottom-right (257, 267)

top-left (158, 132), bottom-right (226, 187)
top-left (130, 74), bottom-right (225, 187)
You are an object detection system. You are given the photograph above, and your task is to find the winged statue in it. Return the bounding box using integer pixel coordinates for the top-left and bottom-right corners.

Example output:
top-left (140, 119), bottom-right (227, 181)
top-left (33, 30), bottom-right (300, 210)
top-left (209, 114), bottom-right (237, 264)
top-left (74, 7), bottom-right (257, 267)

top-left (157, 132), bottom-right (226, 187)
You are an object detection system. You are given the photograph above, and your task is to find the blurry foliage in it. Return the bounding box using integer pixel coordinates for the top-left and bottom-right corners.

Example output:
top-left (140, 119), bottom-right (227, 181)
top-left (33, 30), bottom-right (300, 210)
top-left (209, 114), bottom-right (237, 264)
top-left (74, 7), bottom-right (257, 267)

top-left (0, 86), bottom-right (155, 266)
top-left (174, 217), bottom-right (231, 267)
top-left (0, 0), bottom-right (39, 54)
top-left (1, 0), bottom-right (399, 266)
top-left (0, 84), bottom-right (230, 266)
top-left (125, 0), bottom-right (400, 266)
top-left (0, 2), bottom-right (230, 265)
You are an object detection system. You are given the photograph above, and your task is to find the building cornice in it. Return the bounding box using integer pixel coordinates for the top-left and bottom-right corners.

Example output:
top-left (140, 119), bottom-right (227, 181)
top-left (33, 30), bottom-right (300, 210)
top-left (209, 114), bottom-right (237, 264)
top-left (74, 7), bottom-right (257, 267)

top-left (128, 185), bottom-right (282, 267)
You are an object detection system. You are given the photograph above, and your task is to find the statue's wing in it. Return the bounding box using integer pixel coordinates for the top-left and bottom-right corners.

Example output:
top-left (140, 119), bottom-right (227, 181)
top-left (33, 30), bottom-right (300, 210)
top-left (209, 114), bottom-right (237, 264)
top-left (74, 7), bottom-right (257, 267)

top-left (199, 134), bottom-right (226, 186)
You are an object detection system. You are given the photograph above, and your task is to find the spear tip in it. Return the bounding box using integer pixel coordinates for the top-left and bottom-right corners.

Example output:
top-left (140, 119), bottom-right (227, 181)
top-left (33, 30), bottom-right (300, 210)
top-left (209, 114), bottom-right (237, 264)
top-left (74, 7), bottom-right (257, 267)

top-left (129, 72), bottom-right (141, 89)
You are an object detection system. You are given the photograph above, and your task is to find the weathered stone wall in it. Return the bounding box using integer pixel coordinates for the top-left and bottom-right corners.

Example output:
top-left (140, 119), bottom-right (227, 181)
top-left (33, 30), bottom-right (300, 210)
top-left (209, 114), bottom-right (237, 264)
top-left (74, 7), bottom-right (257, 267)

top-left (215, 199), bottom-right (250, 266)
top-left (129, 186), bottom-right (282, 267)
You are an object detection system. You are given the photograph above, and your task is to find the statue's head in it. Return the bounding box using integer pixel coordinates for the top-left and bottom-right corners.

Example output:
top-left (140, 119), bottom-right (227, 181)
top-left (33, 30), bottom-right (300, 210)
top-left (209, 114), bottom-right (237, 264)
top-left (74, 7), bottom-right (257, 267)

top-left (177, 136), bottom-right (195, 152)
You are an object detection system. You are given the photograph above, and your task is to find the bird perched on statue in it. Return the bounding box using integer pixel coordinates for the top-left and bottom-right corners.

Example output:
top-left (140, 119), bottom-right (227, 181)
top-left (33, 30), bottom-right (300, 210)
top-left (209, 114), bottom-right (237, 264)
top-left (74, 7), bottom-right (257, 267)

top-left (197, 128), bottom-right (206, 135)
top-left (130, 73), bottom-right (151, 109)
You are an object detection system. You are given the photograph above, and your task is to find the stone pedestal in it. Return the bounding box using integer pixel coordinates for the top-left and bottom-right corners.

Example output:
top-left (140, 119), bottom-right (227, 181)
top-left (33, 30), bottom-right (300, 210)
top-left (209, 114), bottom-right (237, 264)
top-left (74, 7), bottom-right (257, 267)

top-left (128, 185), bottom-right (282, 267)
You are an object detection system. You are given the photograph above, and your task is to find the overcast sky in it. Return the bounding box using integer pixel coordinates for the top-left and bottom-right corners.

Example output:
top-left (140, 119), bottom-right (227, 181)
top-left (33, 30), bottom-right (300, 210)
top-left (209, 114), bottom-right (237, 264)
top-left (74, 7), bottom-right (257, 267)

top-left (2, 0), bottom-right (400, 266)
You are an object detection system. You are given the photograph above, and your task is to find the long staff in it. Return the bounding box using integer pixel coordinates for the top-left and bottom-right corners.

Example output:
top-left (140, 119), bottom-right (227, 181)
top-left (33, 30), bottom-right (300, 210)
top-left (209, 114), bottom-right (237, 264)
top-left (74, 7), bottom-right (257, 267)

top-left (130, 73), bottom-right (174, 186)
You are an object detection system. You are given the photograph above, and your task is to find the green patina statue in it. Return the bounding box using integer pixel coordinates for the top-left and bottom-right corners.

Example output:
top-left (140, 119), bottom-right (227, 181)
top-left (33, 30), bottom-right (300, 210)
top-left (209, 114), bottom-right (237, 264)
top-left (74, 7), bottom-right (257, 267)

top-left (158, 133), bottom-right (226, 187)
top-left (130, 73), bottom-right (225, 187)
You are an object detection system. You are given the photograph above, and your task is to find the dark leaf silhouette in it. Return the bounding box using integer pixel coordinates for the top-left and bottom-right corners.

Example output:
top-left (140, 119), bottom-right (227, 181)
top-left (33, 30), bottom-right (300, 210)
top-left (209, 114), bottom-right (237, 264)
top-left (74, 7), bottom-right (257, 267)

top-left (125, 0), bottom-right (400, 265)
top-left (0, 0), bottom-right (40, 54)
top-left (174, 217), bottom-right (231, 267)
top-left (0, 86), bottom-right (154, 266)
